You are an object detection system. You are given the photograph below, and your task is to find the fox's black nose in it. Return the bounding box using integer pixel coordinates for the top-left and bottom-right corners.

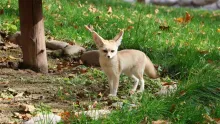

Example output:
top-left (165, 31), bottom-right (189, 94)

top-left (107, 56), bottom-right (110, 58)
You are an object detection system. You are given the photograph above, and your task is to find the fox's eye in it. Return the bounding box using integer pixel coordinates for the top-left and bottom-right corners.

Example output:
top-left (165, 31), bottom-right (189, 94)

top-left (103, 50), bottom-right (108, 53)
top-left (111, 50), bottom-right (114, 53)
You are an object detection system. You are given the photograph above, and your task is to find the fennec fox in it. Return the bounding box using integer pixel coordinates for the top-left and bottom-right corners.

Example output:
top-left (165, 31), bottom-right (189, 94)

top-left (92, 30), bottom-right (158, 96)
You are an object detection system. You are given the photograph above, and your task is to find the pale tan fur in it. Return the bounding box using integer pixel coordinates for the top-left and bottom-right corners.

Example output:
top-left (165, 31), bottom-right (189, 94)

top-left (92, 30), bottom-right (158, 96)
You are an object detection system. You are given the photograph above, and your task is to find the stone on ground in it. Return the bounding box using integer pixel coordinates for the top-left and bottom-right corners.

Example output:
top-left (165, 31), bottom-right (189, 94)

top-left (23, 113), bottom-right (61, 124)
top-left (63, 45), bottom-right (86, 57)
top-left (7, 31), bottom-right (21, 46)
top-left (80, 50), bottom-right (100, 67)
top-left (46, 40), bottom-right (69, 50)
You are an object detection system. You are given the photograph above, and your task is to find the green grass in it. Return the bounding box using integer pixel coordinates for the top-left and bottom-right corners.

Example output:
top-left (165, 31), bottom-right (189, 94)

top-left (1, 0), bottom-right (220, 123)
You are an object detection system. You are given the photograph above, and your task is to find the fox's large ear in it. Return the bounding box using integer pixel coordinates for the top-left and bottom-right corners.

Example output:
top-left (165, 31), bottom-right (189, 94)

top-left (92, 31), bottom-right (104, 48)
top-left (113, 30), bottom-right (124, 46)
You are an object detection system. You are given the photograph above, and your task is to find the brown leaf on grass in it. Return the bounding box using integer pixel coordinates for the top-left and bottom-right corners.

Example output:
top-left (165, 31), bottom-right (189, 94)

top-left (140, 116), bottom-right (148, 124)
top-left (58, 5), bottom-right (62, 10)
top-left (98, 92), bottom-right (103, 97)
top-left (146, 14), bottom-right (153, 18)
top-left (107, 6), bottom-right (112, 14)
top-left (56, 64), bottom-right (63, 71)
top-left (170, 104), bottom-right (176, 112)
top-left (155, 9), bottom-right (159, 14)
top-left (179, 90), bottom-right (186, 96)
top-left (80, 68), bottom-right (88, 74)
top-left (59, 111), bottom-right (71, 121)
top-left (127, 18), bottom-right (134, 24)
top-left (13, 112), bottom-right (23, 119)
top-left (162, 82), bottom-right (176, 86)
top-left (92, 101), bottom-right (98, 108)
top-left (14, 92), bottom-right (24, 98)
top-left (217, 29), bottom-right (220, 32)
top-left (0, 81), bottom-right (9, 85)
top-left (126, 26), bottom-right (134, 31)
top-left (20, 104), bottom-right (36, 113)
top-left (198, 50), bottom-right (209, 55)
top-left (185, 11), bottom-right (191, 22)
top-left (0, 57), bottom-right (7, 63)
top-left (2, 42), bottom-right (19, 50)
top-left (203, 114), bottom-right (214, 122)
top-left (159, 25), bottom-right (170, 31)
top-left (85, 25), bottom-right (94, 32)
top-left (207, 59), bottom-right (213, 64)
top-left (45, 4), bottom-right (51, 11)
top-left (0, 9), bottom-right (4, 15)
top-left (89, 5), bottom-right (98, 13)
top-left (8, 55), bottom-right (19, 60)
top-left (152, 120), bottom-right (170, 124)
top-left (174, 11), bottom-right (192, 23)
top-left (78, 3), bottom-right (83, 8)
top-left (14, 112), bottom-right (32, 120)
top-left (214, 118), bottom-right (220, 123)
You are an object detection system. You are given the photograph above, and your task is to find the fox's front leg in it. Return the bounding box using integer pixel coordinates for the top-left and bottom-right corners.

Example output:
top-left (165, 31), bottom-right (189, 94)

top-left (112, 75), bottom-right (119, 96)
top-left (107, 75), bottom-right (119, 96)
top-left (107, 75), bottom-right (114, 96)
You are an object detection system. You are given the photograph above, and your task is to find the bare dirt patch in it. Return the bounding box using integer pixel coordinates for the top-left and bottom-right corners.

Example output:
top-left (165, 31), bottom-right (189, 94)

top-left (0, 47), bottom-right (93, 123)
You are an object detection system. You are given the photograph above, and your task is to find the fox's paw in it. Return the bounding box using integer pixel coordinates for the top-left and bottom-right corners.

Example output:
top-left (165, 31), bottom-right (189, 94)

top-left (108, 94), bottom-right (119, 101)
top-left (137, 89), bottom-right (144, 93)
top-left (129, 90), bottom-right (135, 95)
top-left (108, 94), bottom-right (117, 97)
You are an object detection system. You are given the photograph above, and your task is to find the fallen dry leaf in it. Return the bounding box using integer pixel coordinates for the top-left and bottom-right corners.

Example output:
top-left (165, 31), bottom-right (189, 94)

top-left (2, 42), bottom-right (19, 50)
top-left (214, 118), bottom-right (220, 123)
top-left (59, 111), bottom-right (71, 121)
top-left (203, 114), bottom-right (214, 122)
top-left (198, 50), bottom-right (209, 54)
top-left (127, 18), bottom-right (134, 24)
top-left (146, 14), bottom-right (153, 18)
top-left (14, 112), bottom-right (22, 119)
top-left (0, 9), bottom-right (4, 15)
top-left (126, 26), bottom-right (134, 31)
top-left (159, 25), bottom-right (170, 31)
top-left (14, 92), bottom-right (24, 98)
top-left (89, 5), bottom-right (98, 13)
top-left (174, 11), bottom-right (192, 23)
top-left (79, 68), bottom-right (88, 74)
top-left (140, 116), bottom-right (148, 124)
top-left (75, 110), bottom-right (111, 120)
top-left (58, 5), bottom-right (62, 10)
top-left (185, 11), bottom-right (191, 23)
top-left (152, 120), bottom-right (170, 124)
top-left (20, 104), bottom-right (36, 113)
top-left (8, 55), bottom-right (18, 60)
top-left (174, 17), bottom-right (184, 23)
top-left (207, 59), bottom-right (213, 64)
top-left (155, 9), bottom-right (159, 14)
top-left (85, 25), bottom-right (94, 32)
top-left (217, 29), bottom-right (220, 32)
top-left (107, 6), bottom-right (112, 14)
top-left (0, 81), bottom-right (9, 85)
top-left (179, 90), bottom-right (186, 96)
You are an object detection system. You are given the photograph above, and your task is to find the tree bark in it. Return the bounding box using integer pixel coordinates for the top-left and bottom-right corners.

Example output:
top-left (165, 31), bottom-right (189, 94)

top-left (137, 0), bottom-right (145, 3)
top-left (19, 0), bottom-right (48, 73)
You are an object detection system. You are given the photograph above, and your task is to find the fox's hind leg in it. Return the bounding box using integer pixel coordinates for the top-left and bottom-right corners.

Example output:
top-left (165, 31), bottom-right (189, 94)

top-left (134, 70), bottom-right (145, 93)
top-left (137, 78), bottom-right (144, 93)
top-left (130, 75), bottom-right (139, 93)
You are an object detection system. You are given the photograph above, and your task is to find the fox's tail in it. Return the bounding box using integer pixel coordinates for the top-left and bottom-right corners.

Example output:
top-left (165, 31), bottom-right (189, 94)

top-left (144, 56), bottom-right (158, 79)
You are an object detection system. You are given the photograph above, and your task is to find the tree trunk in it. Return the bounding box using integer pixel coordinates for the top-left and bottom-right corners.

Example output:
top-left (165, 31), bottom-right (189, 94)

top-left (137, 0), bottom-right (145, 3)
top-left (19, 0), bottom-right (48, 73)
